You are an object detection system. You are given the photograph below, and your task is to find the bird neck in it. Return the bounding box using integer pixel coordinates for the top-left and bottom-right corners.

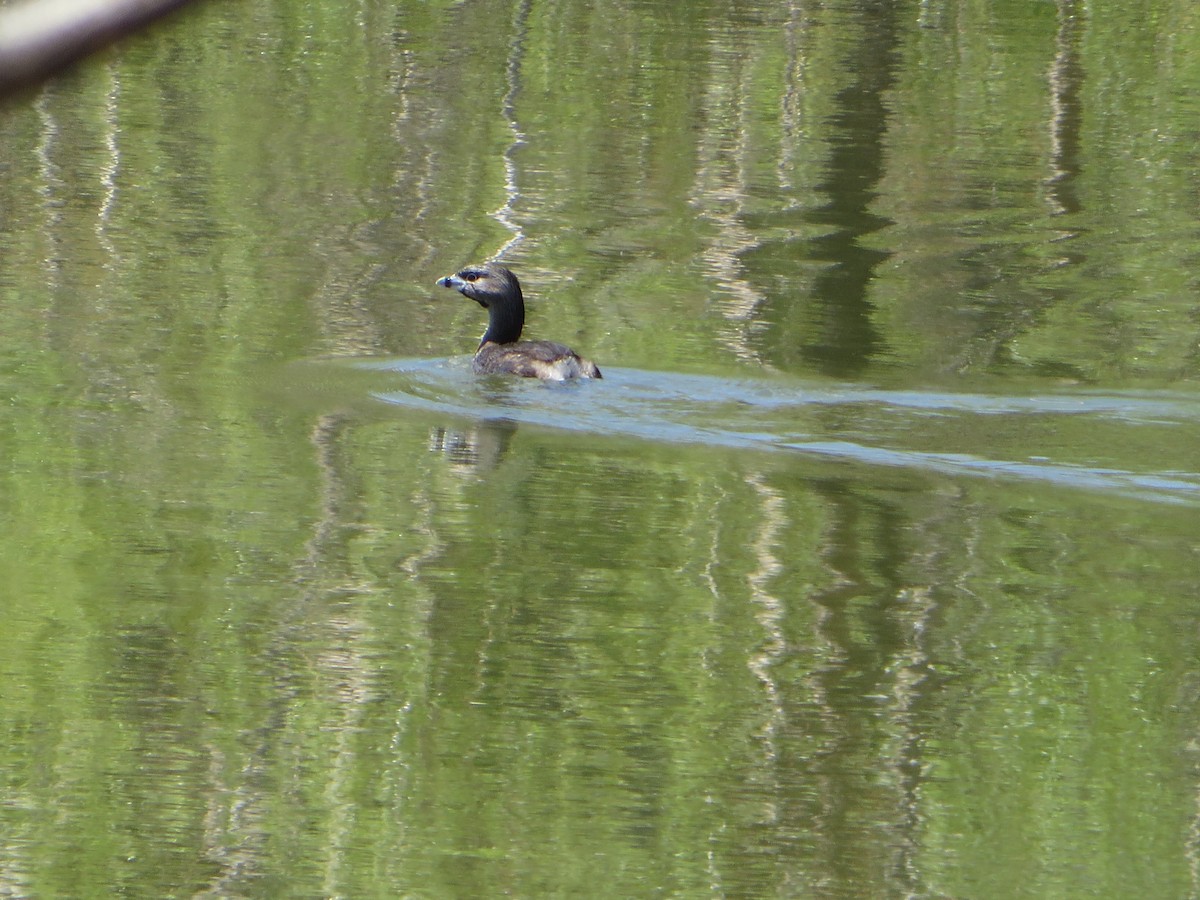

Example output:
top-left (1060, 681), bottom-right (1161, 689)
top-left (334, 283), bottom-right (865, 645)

top-left (480, 296), bottom-right (524, 346)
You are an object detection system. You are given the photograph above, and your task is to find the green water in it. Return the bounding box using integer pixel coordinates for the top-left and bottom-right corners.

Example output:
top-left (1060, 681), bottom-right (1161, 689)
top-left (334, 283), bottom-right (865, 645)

top-left (2, 0), bottom-right (1199, 896)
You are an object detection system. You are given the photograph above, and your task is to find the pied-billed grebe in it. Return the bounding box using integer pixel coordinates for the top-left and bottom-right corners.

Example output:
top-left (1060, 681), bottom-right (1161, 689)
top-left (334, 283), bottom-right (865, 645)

top-left (436, 263), bottom-right (602, 380)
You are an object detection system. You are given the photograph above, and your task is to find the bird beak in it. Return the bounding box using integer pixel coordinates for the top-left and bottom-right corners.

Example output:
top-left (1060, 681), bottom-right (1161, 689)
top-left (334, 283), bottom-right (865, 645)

top-left (436, 274), bottom-right (464, 290)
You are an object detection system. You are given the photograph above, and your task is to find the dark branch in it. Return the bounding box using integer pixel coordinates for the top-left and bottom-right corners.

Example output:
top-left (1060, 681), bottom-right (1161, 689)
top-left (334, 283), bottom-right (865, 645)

top-left (0, 0), bottom-right (197, 100)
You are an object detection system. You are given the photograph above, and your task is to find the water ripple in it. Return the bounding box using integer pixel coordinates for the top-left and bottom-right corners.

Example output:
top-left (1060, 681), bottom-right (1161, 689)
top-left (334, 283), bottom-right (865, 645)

top-left (358, 357), bottom-right (1200, 505)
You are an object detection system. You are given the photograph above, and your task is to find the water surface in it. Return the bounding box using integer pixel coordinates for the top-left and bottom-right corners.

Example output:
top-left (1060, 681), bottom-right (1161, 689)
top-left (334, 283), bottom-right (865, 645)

top-left (2, 0), bottom-right (1199, 897)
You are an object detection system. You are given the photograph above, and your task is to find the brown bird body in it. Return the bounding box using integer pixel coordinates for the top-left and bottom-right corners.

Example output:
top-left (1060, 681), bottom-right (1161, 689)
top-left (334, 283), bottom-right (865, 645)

top-left (435, 263), bottom-right (602, 380)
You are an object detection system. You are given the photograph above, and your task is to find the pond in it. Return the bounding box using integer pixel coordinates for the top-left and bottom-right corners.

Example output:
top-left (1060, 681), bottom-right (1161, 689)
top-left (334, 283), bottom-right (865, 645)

top-left (1, 0), bottom-right (1199, 896)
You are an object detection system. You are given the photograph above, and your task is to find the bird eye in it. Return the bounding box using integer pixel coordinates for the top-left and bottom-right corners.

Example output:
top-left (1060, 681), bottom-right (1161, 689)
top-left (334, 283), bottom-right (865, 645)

top-left (463, 273), bottom-right (479, 282)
